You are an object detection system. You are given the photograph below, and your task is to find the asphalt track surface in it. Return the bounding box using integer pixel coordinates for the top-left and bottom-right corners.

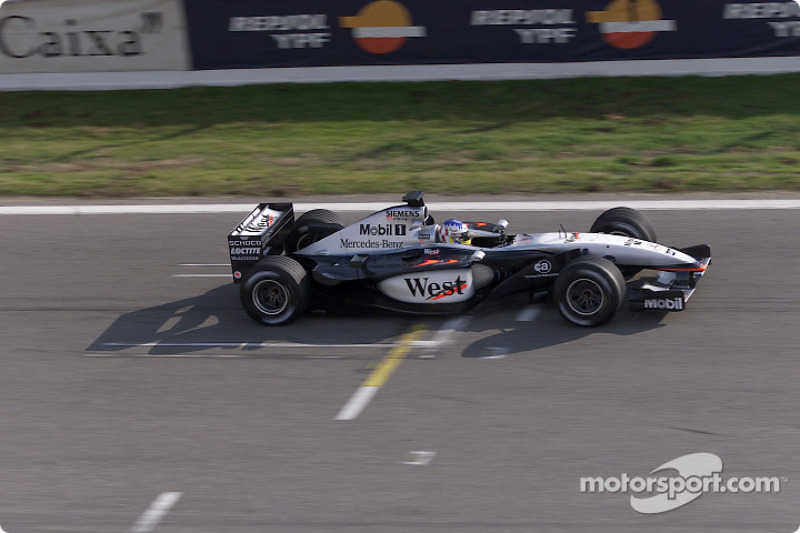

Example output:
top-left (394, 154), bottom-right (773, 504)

top-left (2, 196), bottom-right (800, 533)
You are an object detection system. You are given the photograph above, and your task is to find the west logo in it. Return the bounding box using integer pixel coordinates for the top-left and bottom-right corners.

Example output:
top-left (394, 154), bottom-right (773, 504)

top-left (404, 276), bottom-right (466, 301)
top-left (246, 213), bottom-right (273, 232)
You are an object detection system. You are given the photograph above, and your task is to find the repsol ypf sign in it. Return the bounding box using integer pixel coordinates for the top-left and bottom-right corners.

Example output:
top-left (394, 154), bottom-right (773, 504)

top-left (184, 0), bottom-right (800, 70)
top-left (0, 0), bottom-right (189, 73)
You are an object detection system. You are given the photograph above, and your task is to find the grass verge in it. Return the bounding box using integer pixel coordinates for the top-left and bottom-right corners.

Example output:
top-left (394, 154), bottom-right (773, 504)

top-left (2, 74), bottom-right (800, 197)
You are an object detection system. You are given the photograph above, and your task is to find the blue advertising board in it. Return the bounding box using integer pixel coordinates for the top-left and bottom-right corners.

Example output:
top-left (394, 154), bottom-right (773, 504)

top-left (182, 0), bottom-right (800, 70)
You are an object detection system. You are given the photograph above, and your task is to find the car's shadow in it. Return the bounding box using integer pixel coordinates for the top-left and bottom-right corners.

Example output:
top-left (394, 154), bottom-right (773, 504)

top-left (87, 286), bottom-right (669, 357)
top-left (86, 285), bottom-right (418, 356)
top-left (458, 303), bottom-right (669, 359)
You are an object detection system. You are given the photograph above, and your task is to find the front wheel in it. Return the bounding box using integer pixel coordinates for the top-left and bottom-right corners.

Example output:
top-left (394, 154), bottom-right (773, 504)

top-left (590, 207), bottom-right (657, 278)
top-left (554, 257), bottom-right (626, 327)
top-left (240, 256), bottom-right (311, 326)
top-left (590, 206), bottom-right (657, 242)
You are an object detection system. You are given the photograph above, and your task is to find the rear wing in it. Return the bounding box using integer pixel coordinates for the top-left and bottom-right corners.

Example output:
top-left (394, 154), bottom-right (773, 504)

top-left (228, 203), bottom-right (294, 283)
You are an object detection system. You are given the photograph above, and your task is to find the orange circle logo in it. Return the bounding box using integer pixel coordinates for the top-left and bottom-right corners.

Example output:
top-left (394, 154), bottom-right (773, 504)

top-left (340, 0), bottom-right (426, 54)
top-left (587, 0), bottom-right (676, 49)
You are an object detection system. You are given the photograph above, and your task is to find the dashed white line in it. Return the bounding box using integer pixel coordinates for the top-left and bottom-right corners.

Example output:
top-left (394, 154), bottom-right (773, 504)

top-left (433, 317), bottom-right (470, 343)
top-left (86, 353), bottom-right (243, 359)
top-left (335, 327), bottom-right (425, 420)
top-left (403, 451), bottom-right (437, 465)
top-left (515, 305), bottom-right (543, 322)
top-left (482, 347), bottom-right (509, 359)
top-left (173, 274), bottom-right (230, 278)
top-left (155, 316), bottom-right (182, 334)
top-left (335, 385), bottom-right (380, 421)
top-left (99, 341), bottom-right (397, 349)
top-left (86, 353), bottom-right (361, 359)
top-left (418, 316), bottom-right (470, 358)
top-left (130, 492), bottom-right (182, 533)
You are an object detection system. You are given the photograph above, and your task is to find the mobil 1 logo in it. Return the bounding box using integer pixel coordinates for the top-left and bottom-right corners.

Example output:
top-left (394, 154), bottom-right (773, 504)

top-left (632, 291), bottom-right (686, 312)
top-left (644, 297), bottom-right (684, 311)
top-left (360, 223), bottom-right (407, 236)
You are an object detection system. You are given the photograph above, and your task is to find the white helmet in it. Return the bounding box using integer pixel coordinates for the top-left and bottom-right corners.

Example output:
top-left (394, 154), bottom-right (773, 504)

top-left (438, 219), bottom-right (471, 245)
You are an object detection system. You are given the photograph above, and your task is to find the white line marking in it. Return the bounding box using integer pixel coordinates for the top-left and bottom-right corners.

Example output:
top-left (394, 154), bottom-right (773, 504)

top-left (418, 316), bottom-right (470, 358)
top-left (409, 340), bottom-right (444, 348)
top-left (155, 316), bottom-right (182, 334)
top-left (0, 523), bottom-right (10, 533)
top-left (130, 492), bottom-right (182, 533)
top-left (173, 274), bottom-right (230, 278)
top-left (89, 353), bottom-right (244, 359)
top-left (482, 347), bottom-right (509, 359)
top-left (335, 385), bottom-right (379, 421)
top-left (179, 263), bottom-right (229, 267)
top-left (515, 305), bottom-right (543, 322)
top-left (403, 451), bottom-right (437, 465)
top-left (434, 317), bottom-right (470, 343)
top-left (100, 341), bottom-right (396, 349)
top-left (335, 328), bottom-right (425, 420)
top-left (85, 353), bottom-right (360, 359)
top-left (3, 199), bottom-right (800, 216)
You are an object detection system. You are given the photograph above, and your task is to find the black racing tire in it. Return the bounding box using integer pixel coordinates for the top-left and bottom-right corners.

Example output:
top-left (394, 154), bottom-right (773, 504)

top-left (554, 257), bottom-right (626, 327)
top-left (285, 209), bottom-right (344, 253)
top-left (590, 207), bottom-right (657, 242)
top-left (240, 256), bottom-right (311, 326)
top-left (590, 207), bottom-right (657, 279)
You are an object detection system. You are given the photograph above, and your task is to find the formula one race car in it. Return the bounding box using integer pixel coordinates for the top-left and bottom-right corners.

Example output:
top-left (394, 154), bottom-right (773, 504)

top-left (227, 192), bottom-right (710, 327)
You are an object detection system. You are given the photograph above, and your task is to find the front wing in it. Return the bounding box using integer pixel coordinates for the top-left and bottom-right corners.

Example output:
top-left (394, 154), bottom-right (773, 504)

top-left (628, 245), bottom-right (711, 312)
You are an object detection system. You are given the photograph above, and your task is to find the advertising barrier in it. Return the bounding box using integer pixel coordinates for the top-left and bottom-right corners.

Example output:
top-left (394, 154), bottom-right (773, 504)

top-left (0, 0), bottom-right (190, 74)
top-left (183, 0), bottom-right (800, 70)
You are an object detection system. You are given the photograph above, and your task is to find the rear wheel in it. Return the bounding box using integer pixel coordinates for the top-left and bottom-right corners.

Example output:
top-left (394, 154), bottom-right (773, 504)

top-left (240, 256), bottom-right (311, 326)
top-left (286, 209), bottom-right (344, 252)
top-left (554, 257), bottom-right (626, 327)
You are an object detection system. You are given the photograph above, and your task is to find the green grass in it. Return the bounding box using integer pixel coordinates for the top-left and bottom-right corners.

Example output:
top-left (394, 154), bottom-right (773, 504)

top-left (2, 75), bottom-right (800, 197)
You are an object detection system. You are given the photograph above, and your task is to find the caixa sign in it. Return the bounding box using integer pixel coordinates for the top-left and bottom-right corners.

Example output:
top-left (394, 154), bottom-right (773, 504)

top-left (0, 16), bottom-right (147, 58)
top-left (0, 0), bottom-right (189, 73)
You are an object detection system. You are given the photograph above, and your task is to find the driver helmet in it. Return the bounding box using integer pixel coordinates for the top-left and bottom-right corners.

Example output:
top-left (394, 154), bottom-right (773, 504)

top-left (438, 219), bottom-right (471, 245)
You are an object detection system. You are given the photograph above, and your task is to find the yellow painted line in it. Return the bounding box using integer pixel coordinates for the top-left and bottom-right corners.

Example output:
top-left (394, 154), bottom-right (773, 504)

top-left (362, 326), bottom-right (425, 387)
top-left (335, 324), bottom-right (426, 421)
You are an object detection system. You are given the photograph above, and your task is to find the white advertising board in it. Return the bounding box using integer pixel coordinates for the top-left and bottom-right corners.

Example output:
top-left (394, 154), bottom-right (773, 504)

top-left (0, 0), bottom-right (189, 73)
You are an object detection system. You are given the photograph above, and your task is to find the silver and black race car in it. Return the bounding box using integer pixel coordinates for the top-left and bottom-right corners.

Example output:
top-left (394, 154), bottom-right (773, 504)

top-left (227, 191), bottom-right (710, 327)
